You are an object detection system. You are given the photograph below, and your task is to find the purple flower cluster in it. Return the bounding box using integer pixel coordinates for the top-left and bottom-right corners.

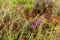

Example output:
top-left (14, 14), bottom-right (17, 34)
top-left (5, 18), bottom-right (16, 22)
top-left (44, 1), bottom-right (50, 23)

top-left (31, 19), bottom-right (41, 29)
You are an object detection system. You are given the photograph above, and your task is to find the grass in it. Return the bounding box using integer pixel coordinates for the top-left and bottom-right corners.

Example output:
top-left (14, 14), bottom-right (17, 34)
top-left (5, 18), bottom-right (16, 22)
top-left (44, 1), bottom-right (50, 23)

top-left (0, 0), bottom-right (60, 40)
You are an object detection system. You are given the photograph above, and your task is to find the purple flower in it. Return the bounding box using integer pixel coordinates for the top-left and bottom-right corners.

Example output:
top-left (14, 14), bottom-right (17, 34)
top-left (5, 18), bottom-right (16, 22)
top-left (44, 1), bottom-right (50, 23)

top-left (31, 19), bottom-right (41, 29)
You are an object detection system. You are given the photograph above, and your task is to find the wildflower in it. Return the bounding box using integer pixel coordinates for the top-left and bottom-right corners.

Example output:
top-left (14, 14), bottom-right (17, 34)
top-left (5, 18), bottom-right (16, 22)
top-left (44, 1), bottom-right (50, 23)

top-left (31, 19), bottom-right (41, 29)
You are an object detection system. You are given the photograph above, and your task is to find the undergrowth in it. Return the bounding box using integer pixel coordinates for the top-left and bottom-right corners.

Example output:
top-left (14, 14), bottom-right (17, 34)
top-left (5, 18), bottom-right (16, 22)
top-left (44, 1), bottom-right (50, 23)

top-left (0, 0), bottom-right (60, 40)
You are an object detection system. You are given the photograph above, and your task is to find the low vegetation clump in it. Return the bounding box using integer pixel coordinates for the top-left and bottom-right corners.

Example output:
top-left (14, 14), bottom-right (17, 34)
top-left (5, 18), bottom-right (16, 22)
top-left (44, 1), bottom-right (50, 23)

top-left (0, 0), bottom-right (60, 40)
